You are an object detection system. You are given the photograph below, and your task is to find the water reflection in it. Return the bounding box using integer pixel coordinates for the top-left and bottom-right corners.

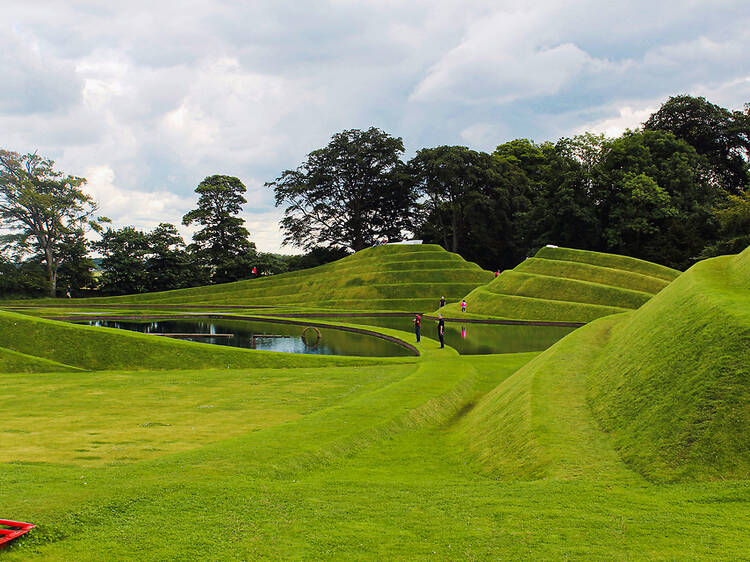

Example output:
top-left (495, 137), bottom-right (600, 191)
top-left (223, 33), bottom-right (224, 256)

top-left (306, 316), bottom-right (577, 355)
top-left (81, 319), bottom-right (412, 357)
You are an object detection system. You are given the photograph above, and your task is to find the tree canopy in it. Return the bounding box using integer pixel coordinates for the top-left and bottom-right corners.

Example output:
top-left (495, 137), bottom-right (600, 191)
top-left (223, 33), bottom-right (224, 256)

top-left (0, 150), bottom-right (104, 296)
top-left (644, 95), bottom-right (750, 193)
top-left (182, 175), bottom-right (256, 284)
top-left (268, 128), bottom-right (414, 252)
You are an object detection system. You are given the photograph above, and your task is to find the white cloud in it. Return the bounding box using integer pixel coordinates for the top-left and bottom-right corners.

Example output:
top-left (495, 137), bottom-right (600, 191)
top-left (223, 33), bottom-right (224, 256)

top-left (1, 0), bottom-right (748, 253)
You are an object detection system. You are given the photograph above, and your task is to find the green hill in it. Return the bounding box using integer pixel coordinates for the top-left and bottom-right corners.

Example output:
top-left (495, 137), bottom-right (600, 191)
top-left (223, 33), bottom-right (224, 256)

top-left (454, 245), bottom-right (750, 482)
top-left (83, 244), bottom-right (491, 312)
top-left (446, 246), bottom-right (680, 322)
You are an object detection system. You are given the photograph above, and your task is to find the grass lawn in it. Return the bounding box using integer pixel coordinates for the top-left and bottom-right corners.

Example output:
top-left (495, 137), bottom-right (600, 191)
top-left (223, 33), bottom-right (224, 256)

top-left (1, 245), bottom-right (748, 559)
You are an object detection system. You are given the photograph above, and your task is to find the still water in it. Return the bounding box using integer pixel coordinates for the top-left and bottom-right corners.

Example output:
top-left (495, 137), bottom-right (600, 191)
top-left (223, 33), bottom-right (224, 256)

top-left (81, 318), bottom-right (414, 357)
top-left (305, 316), bottom-right (577, 355)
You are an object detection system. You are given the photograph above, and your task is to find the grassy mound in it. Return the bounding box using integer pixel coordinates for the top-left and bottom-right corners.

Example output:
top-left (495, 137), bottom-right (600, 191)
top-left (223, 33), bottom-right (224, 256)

top-left (82, 244), bottom-right (491, 312)
top-left (456, 244), bottom-right (750, 482)
top-left (0, 310), bottom-right (408, 371)
top-left (452, 246), bottom-right (680, 322)
top-left (587, 246), bottom-right (750, 481)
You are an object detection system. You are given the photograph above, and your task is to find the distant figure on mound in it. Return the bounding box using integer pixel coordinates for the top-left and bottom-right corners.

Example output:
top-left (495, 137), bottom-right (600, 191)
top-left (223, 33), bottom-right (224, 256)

top-left (413, 313), bottom-right (421, 342)
top-left (439, 296), bottom-right (445, 308)
top-left (251, 266), bottom-right (257, 275)
top-left (494, 270), bottom-right (500, 278)
top-left (461, 300), bottom-right (467, 312)
top-left (437, 314), bottom-right (445, 348)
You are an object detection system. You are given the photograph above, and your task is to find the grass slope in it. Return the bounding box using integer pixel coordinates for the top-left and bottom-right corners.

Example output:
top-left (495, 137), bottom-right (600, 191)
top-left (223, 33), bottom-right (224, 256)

top-left (0, 309), bottom-right (410, 371)
top-left (77, 244), bottom-right (492, 312)
top-left (587, 245), bottom-right (750, 481)
top-left (449, 246), bottom-right (680, 322)
top-left (457, 244), bottom-right (750, 483)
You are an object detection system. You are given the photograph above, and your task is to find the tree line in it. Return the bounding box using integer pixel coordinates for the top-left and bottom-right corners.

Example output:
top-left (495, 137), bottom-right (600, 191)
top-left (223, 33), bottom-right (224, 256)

top-left (2, 94), bottom-right (748, 298)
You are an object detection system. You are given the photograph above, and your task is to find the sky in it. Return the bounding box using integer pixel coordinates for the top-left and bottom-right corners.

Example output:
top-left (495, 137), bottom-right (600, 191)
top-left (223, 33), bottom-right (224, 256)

top-left (2, 0), bottom-right (749, 253)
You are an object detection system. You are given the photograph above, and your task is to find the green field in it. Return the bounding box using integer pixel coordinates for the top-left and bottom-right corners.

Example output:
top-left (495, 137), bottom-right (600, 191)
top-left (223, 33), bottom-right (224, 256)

top-left (2, 244), bottom-right (749, 559)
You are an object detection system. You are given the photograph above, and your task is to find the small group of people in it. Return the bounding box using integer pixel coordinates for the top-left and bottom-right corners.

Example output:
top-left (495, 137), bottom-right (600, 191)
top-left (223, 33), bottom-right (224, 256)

top-left (438, 295), bottom-right (467, 312)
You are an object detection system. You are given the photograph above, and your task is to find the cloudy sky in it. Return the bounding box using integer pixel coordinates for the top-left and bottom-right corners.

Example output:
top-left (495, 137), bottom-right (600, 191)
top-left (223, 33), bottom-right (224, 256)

top-left (3, 0), bottom-right (749, 253)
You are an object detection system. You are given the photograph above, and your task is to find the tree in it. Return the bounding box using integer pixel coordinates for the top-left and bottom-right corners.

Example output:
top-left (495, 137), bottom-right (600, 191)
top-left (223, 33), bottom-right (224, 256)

top-left (268, 128), bottom-right (414, 252)
top-left (182, 175), bottom-right (256, 284)
top-left (699, 191), bottom-right (750, 258)
top-left (644, 95), bottom-right (750, 193)
top-left (95, 226), bottom-right (151, 295)
top-left (501, 138), bottom-right (602, 255)
top-left (603, 173), bottom-right (677, 256)
top-left (145, 223), bottom-right (206, 292)
top-left (411, 146), bottom-right (529, 269)
top-left (0, 150), bottom-right (103, 296)
top-left (55, 229), bottom-right (96, 295)
top-left (593, 130), bottom-right (720, 268)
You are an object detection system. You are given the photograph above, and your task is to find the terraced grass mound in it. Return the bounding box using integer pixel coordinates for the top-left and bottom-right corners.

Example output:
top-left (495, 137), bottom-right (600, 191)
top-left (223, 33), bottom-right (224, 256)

top-left (84, 244), bottom-right (491, 312)
top-left (455, 245), bottom-right (750, 482)
top-left (0, 309), bottom-right (404, 371)
top-left (448, 246), bottom-right (680, 322)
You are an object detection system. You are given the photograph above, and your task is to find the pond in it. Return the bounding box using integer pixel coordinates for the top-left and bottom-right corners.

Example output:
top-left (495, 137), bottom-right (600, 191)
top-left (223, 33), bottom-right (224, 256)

top-left (80, 318), bottom-right (414, 357)
top-left (303, 316), bottom-right (577, 355)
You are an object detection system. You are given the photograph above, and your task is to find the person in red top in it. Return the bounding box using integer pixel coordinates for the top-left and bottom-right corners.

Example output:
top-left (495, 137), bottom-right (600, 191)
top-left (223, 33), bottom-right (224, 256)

top-left (251, 266), bottom-right (257, 275)
top-left (494, 270), bottom-right (499, 278)
top-left (413, 313), bottom-right (421, 342)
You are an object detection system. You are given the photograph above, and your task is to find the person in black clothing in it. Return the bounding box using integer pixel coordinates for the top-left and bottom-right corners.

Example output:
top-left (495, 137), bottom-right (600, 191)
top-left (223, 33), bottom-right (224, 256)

top-left (437, 313), bottom-right (445, 348)
top-left (439, 296), bottom-right (445, 307)
top-left (413, 313), bottom-right (421, 342)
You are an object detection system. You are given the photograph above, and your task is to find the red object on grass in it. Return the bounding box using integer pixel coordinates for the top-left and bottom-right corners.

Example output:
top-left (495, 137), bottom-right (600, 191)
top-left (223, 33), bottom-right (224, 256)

top-left (0, 520), bottom-right (35, 548)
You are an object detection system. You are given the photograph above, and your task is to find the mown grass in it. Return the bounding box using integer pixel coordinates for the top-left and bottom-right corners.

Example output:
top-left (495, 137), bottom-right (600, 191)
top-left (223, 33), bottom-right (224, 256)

top-left (2, 245), bottom-right (749, 559)
top-left (0, 309), bottom-right (413, 371)
top-left (37, 244), bottom-right (493, 312)
top-left (535, 246), bottom-right (680, 281)
top-left (452, 246), bottom-right (679, 322)
top-left (3, 350), bottom-right (750, 559)
top-left (587, 246), bottom-right (750, 482)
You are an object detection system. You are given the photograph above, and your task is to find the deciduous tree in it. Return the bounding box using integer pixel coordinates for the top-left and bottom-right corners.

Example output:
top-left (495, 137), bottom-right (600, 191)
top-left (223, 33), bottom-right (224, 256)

top-left (269, 128), bottom-right (414, 251)
top-left (0, 150), bottom-right (104, 296)
top-left (182, 175), bottom-right (256, 284)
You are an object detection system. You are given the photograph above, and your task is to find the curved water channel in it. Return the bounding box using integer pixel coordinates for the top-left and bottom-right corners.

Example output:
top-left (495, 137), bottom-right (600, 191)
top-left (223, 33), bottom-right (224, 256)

top-left (72, 313), bottom-right (577, 357)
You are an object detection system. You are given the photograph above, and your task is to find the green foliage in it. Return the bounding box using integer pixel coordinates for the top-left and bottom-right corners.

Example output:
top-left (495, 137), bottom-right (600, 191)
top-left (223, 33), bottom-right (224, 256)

top-left (644, 95), bottom-right (750, 193)
top-left (0, 149), bottom-right (104, 296)
top-left (269, 128), bottom-right (414, 251)
top-left (95, 226), bottom-right (151, 295)
top-left (699, 191), bottom-right (750, 258)
top-left (411, 145), bottom-right (528, 269)
top-left (182, 175), bottom-right (256, 283)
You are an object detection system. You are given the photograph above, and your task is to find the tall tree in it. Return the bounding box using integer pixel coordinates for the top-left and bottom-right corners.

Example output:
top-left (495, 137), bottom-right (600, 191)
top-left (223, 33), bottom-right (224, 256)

top-left (0, 150), bottom-right (103, 296)
top-left (95, 226), bottom-right (151, 295)
top-left (644, 95), bottom-right (750, 193)
top-left (593, 129), bottom-right (719, 268)
top-left (411, 146), bottom-right (528, 269)
top-left (182, 175), bottom-right (256, 284)
top-left (145, 223), bottom-right (206, 292)
top-left (501, 139), bottom-right (602, 254)
top-left (268, 128), bottom-right (414, 251)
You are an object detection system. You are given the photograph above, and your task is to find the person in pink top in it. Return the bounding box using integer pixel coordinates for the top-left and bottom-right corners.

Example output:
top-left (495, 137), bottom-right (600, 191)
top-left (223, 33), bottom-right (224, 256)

top-left (461, 300), bottom-right (467, 312)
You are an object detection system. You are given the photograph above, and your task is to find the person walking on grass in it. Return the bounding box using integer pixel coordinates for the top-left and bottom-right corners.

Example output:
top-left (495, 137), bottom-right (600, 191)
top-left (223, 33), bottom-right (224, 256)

top-left (461, 300), bottom-right (467, 312)
top-left (437, 313), bottom-right (445, 348)
top-left (413, 313), bottom-right (421, 343)
top-left (440, 296), bottom-right (445, 308)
